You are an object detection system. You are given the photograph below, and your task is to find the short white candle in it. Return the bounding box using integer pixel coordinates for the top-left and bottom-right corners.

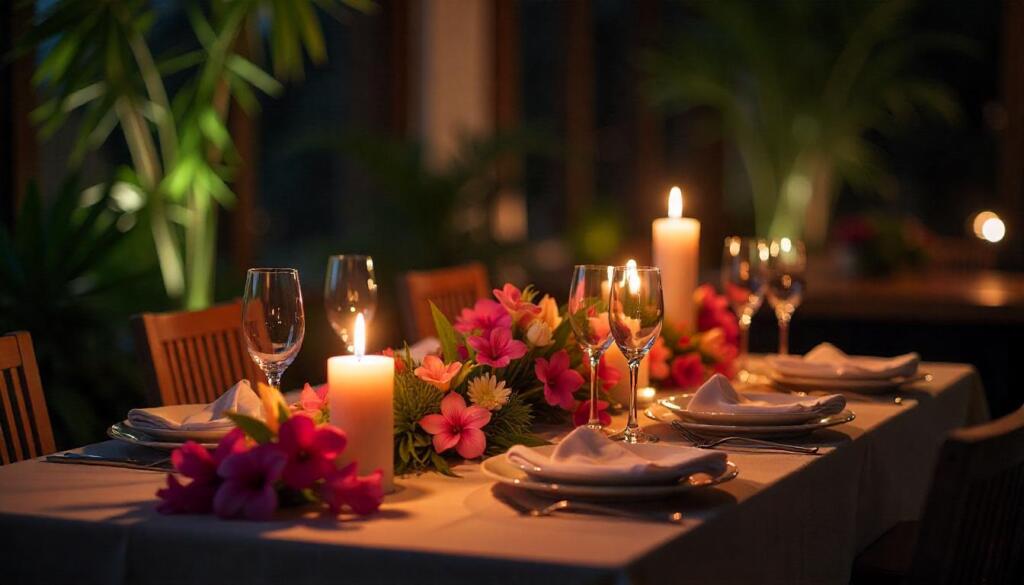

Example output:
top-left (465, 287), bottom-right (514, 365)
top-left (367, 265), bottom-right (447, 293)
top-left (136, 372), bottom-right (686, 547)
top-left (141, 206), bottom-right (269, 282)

top-left (652, 186), bottom-right (700, 330)
top-left (604, 343), bottom-right (649, 407)
top-left (328, 314), bottom-right (395, 492)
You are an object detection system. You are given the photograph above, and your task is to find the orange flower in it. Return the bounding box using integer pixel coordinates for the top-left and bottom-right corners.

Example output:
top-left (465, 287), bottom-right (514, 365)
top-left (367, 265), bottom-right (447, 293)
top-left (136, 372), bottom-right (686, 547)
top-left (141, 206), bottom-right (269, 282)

top-left (256, 382), bottom-right (289, 433)
top-left (413, 355), bottom-right (463, 392)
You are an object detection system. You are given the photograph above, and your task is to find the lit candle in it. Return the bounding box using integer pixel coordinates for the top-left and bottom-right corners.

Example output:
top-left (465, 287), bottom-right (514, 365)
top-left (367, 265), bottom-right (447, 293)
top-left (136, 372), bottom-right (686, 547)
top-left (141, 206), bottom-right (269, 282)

top-left (328, 314), bottom-right (395, 492)
top-left (652, 187), bottom-right (700, 330)
top-left (604, 259), bottom-right (649, 405)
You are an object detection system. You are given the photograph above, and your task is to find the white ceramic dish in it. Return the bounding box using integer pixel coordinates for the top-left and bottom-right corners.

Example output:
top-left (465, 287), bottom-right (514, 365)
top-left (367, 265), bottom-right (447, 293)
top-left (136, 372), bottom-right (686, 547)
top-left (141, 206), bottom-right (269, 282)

top-left (122, 420), bottom-right (232, 442)
top-left (769, 373), bottom-right (908, 394)
top-left (506, 442), bottom-right (725, 486)
top-left (108, 422), bottom-right (218, 450)
top-left (660, 392), bottom-right (834, 426)
top-left (646, 401), bottom-right (856, 439)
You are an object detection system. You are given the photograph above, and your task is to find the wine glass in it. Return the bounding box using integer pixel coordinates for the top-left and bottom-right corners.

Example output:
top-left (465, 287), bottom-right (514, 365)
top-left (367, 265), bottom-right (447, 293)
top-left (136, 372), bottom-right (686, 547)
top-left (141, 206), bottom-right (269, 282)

top-left (242, 268), bottom-right (305, 390)
top-left (568, 265), bottom-right (615, 431)
top-left (324, 254), bottom-right (378, 353)
top-left (609, 265), bottom-right (664, 444)
top-left (767, 238), bottom-right (807, 355)
top-left (722, 237), bottom-right (769, 375)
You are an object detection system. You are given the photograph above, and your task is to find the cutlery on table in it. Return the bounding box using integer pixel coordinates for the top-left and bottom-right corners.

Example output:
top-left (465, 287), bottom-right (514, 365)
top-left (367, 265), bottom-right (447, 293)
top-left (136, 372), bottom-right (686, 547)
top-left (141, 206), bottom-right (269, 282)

top-left (495, 489), bottom-right (683, 524)
top-left (671, 421), bottom-right (819, 455)
top-left (44, 452), bottom-right (173, 472)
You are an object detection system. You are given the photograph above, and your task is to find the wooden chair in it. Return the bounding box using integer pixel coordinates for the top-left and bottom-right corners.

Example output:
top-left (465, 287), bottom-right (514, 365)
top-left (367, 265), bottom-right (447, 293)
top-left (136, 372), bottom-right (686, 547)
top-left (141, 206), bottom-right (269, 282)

top-left (852, 406), bottom-right (1024, 584)
top-left (133, 300), bottom-right (266, 406)
top-left (0, 332), bottom-right (55, 464)
top-left (397, 263), bottom-right (491, 340)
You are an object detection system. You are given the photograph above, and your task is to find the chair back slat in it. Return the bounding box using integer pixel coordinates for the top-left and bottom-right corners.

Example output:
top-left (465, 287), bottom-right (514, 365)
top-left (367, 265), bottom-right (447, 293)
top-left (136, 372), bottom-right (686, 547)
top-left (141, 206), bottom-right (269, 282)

top-left (133, 300), bottom-right (266, 406)
top-left (0, 332), bottom-right (56, 464)
top-left (910, 406), bottom-right (1024, 584)
top-left (398, 263), bottom-right (491, 340)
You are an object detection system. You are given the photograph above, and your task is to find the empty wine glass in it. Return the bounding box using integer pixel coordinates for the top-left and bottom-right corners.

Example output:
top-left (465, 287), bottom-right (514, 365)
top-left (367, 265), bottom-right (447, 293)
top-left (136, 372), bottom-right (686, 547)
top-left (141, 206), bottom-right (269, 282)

top-left (722, 237), bottom-right (769, 374)
top-left (609, 265), bottom-right (664, 444)
top-left (242, 268), bottom-right (305, 390)
top-left (324, 254), bottom-right (378, 353)
top-left (767, 238), bottom-right (807, 355)
top-left (568, 265), bottom-right (615, 431)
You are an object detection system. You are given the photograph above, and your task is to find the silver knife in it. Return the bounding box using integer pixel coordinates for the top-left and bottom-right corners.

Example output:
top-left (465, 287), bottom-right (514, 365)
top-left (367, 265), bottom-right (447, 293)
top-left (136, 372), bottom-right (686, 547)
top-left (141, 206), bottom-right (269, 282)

top-left (44, 453), bottom-right (173, 472)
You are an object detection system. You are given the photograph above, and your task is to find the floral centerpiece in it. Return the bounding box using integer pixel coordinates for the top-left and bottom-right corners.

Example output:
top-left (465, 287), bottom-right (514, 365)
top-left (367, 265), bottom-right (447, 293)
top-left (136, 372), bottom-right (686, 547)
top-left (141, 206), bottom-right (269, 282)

top-left (648, 285), bottom-right (741, 389)
top-left (390, 284), bottom-right (621, 475)
top-left (155, 383), bottom-right (383, 521)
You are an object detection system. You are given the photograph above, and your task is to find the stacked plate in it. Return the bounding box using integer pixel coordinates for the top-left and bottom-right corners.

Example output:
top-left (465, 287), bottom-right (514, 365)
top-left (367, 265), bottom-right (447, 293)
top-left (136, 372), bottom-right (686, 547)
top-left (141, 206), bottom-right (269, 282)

top-left (481, 441), bottom-right (738, 501)
top-left (767, 343), bottom-right (923, 394)
top-left (109, 403), bottom-right (231, 450)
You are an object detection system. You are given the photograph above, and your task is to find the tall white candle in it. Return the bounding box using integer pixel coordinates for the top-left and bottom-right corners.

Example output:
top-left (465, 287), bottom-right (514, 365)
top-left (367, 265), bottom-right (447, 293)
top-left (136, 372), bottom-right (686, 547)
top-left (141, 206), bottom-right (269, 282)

top-left (328, 314), bottom-right (395, 492)
top-left (604, 343), bottom-right (649, 406)
top-left (652, 186), bottom-right (700, 330)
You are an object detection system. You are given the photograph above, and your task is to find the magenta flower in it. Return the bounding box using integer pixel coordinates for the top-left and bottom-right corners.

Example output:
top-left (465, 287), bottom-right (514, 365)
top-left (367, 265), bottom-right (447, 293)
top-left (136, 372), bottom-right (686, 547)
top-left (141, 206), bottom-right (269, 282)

top-left (467, 327), bottom-right (527, 368)
top-left (671, 353), bottom-right (706, 389)
top-left (157, 429), bottom-right (248, 515)
top-left (595, 354), bottom-right (621, 391)
top-left (298, 383), bottom-right (329, 414)
top-left (214, 444), bottom-right (287, 521)
top-left (573, 399), bottom-right (612, 427)
top-left (157, 475), bottom-right (218, 515)
top-left (320, 462), bottom-right (384, 516)
top-left (419, 392), bottom-right (492, 459)
top-left (276, 415), bottom-right (348, 490)
top-left (493, 283), bottom-right (542, 328)
top-left (535, 350), bottom-right (585, 410)
top-left (454, 299), bottom-right (512, 335)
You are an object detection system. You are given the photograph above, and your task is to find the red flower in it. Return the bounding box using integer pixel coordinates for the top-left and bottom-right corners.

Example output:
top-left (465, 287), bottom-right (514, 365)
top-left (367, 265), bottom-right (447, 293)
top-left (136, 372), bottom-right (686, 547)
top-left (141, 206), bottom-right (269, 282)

top-left (535, 350), bottom-right (585, 410)
top-left (382, 348), bottom-right (406, 373)
top-left (670, 354), bottom-right (706, 390)
top-left (573, 400), bottom-right (611, 427)
top-left (298, 383), bottom-right (328, 414)
top-left (320, 462), bottom-right (384, 516)
top-left (595, 355), bottom-right (621, 391)
top-left (648, 337), bottom-right (672, 381)
top-left (467, 327), bottom-right (527, 368)
top-left (276, 415), bottom-right (348, 490)
top-left (695, 285), bottom-right (740, 345)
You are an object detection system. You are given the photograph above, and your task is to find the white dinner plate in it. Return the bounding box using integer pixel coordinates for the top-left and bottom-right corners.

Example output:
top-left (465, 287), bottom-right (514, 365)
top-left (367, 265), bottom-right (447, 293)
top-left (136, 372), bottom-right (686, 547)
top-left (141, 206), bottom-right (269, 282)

top-left (108, 422), bottom-right (218, 450)
top-left (659, 392), bottom-right (834, 426)
top-left (481, 450), bottom-right (738, 500)
top-left (769, 373), bottom-right (910, 394)
top-left (122, 420), bottom-right (232, 442)
top-left (506, 443), bottom-right (725, 486)
top-left (646, 402), bottom-right (856, 439)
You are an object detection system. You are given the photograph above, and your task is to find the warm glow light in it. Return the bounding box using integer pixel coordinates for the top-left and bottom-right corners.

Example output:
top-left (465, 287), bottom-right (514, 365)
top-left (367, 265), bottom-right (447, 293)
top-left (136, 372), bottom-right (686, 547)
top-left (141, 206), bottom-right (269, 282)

top-left (353, 313), bottom-right (366, 358)
top-left (626, 259), bottom-right (640, 295)
top-left (728, 237), bottom-right (741, 257)
top-left (781, 237), bottom-right (792, 253)
top-left (638, 387), bottom-right (656, 403)
top-left (758, 241), bottom-right (770, 262)
top-left (668, 187), bottom-right (683, 219)
top-left (626, 258), bottom-right (637, 271)
top-left (981, 217), bottom-right (1006, 243)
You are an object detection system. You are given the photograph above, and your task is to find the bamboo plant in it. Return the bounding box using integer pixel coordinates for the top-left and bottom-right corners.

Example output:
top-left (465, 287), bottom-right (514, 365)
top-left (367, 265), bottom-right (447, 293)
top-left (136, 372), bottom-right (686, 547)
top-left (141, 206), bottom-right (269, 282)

top-left (24, 0), bottom-right (369, 308)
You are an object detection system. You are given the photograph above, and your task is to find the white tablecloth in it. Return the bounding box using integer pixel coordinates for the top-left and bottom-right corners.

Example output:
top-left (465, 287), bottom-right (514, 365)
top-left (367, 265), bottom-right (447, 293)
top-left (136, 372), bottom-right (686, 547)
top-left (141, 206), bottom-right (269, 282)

top-left (0, 363), bottom-right (987, 585)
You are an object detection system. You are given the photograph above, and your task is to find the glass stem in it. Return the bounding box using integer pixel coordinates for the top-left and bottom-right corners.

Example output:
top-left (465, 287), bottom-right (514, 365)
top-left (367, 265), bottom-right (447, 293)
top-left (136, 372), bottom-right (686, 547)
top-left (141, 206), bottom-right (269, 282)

top-left (265, 369), bottom-right (283, 391)
top-left (624, 359), bottom-right (640, 443)
top-left (586, 349), bottom-right (603, 429)
top-left (738, 314), bottom-right (752, 358)
top-left (778, 315), bottom-right (790, 355)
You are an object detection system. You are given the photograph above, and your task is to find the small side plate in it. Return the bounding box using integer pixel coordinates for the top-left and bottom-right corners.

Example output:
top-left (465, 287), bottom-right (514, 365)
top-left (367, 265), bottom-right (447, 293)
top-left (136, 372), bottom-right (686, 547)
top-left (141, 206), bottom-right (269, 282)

top-left (108, 422), bottom-right (218, 450)
top-left (646, 401), bottom-right (855, 439)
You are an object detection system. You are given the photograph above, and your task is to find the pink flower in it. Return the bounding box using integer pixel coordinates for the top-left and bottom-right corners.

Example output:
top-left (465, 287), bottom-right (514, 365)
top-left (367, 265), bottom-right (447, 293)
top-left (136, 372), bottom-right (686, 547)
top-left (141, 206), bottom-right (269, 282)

top-left (535, 350), bottom-right (585, 410)
top-left (157, 429), bottom-right (248, 515)
top-left (298, 383), bottom-right (328, 414)
top-left (493, 284), bottom-right (542, 328)
top-left (156, 475), bottom-right (218, 515)
top-left (413, 355), bottom-right (463, 392)
top-left (585, 307), bottom-right (611, 345)
top-left (593, 355), bottom-right (621, 391)
top-left (648, 337), bottom-right (672, 381)
top-left (670, 354), bottom-right (706, 390)
top-left (276, 415), bottom-right (348, 490)
top-left (320, 462), bottom-right (384, 516)
top-left (419, 392), bottom-right (491, 459)
top-left (382, 348), bottom-right (406, 373)
top-left (467, 327), bottom-right (527, 368)
top-left (695, 285), bottom-right (739, 345)
top-left (573, 399), bottom-right (612, 427)
top-left (454, 299), bottom-right (512, 335)
top-left (214, 444), bottom-right (287, 521)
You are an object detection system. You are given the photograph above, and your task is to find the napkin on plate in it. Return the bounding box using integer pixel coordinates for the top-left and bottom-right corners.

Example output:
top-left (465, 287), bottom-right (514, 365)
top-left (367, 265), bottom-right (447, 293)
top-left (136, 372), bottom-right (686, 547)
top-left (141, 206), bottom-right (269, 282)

top-left (127, 379), bottom-right (262, 431)
top-left (688, 374), bottom-right (846, 416)
top-left (769, 342), bottom-right (919, 380)
top-left (506, 426), bottom-right (727, 481)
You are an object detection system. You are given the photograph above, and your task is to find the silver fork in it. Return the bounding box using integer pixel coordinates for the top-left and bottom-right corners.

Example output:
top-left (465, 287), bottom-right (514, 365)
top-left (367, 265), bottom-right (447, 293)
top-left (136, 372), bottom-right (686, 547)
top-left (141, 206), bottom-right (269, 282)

top-left (671, 421), bottom-right (819, 455)
top-left (495, 489), bottom-right (684, 524)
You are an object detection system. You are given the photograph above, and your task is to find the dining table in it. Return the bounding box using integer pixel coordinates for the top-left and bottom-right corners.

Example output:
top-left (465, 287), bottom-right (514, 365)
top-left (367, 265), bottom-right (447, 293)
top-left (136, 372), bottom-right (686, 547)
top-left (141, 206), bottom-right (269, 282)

top-left (0, 362), bottom-right (987, 585)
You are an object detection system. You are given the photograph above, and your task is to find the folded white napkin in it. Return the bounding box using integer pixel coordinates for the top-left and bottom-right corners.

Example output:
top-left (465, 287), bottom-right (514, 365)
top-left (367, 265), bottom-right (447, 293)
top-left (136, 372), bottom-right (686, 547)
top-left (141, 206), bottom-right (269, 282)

top-left (769, 343), bottom-right (919, 380)
top-left (127, 380), bottom-right (262, 431)
top-left (506, 427), bottom-right (727, 482)
top-left (688, 374), bottom-right (846, 416)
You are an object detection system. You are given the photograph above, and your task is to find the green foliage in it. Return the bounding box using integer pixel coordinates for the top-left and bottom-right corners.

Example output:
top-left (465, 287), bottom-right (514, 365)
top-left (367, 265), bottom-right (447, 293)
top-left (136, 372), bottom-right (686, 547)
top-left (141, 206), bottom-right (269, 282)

top-left (393, 368), bottom-right (445, 475)
top-left (645, 0), bottom-right (971, 244)
top-left (225, 412), bottom-right (273, 444)
top-left (485, 394), bottom-right (546, 455)
top-left (429, 302), bottom-right (461, 364)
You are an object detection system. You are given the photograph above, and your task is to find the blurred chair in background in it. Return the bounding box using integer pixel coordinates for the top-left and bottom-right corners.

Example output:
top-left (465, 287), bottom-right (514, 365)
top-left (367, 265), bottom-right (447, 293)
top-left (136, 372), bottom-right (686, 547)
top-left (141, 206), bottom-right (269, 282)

top-left (0, 332), bottom-right (55, 463)
top-left (852, 405), bottom-right (1024, 584)
top-left (398, 263), bottom-right (491, 340)
top-left (133, 300), bottom-right (265, 406)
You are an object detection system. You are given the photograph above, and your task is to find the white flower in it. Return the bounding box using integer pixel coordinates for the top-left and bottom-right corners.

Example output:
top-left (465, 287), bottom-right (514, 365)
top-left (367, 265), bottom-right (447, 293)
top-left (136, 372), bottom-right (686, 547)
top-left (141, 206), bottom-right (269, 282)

top-left (467, 374), bottom-right (511, 411)
top-left (526, 321), bottom-right (554, 347)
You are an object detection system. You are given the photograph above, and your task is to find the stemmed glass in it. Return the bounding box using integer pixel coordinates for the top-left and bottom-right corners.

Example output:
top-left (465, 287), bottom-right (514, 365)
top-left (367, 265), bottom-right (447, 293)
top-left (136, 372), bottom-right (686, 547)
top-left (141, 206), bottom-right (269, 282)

top-left (568, 265), bottom-right (615, 431)
top-left (722, 237), bottom-right (769, 374)
top-left (609, 265), bottom-right (664, 444)
top-left (324, 254), bottom-right (378, 353)
top-left (767, 238), bottom-right (807, 355)
top-left (242, 268), bottom-right (305, 390)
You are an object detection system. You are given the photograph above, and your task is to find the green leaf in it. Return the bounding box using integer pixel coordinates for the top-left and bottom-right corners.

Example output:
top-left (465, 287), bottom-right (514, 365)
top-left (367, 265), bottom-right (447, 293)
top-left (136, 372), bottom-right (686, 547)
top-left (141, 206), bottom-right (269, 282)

top-left (226, 55), bottom-right (284, 96)
top-left (429, 450), bottom-right (459, 477)
top-left (225, 412), bottom-right (274, 444)
top-left (198, 108), bottom-right (230, 150)
top-left (430, 301), bottom-right (460, 363)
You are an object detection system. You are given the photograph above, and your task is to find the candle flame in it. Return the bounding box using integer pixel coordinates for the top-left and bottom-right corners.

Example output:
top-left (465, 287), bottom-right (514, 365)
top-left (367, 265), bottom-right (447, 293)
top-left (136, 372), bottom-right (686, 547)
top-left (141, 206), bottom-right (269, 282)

top-left (668, 187), bottom-right (683, 219)
top-left (626, 259), bottom-right (640, 295)
top-left (354, 313), bottom-right (366, 358)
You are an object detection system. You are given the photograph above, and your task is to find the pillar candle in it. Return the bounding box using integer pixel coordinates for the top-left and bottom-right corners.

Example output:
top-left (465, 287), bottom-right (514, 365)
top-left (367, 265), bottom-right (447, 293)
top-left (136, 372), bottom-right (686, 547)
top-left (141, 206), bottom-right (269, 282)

top-left (652, 186), bottom-right (700, 330)
top-left (603, 344), bottom-right (649, 407)
top-left (328, 314), bottom-right (395, 492)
